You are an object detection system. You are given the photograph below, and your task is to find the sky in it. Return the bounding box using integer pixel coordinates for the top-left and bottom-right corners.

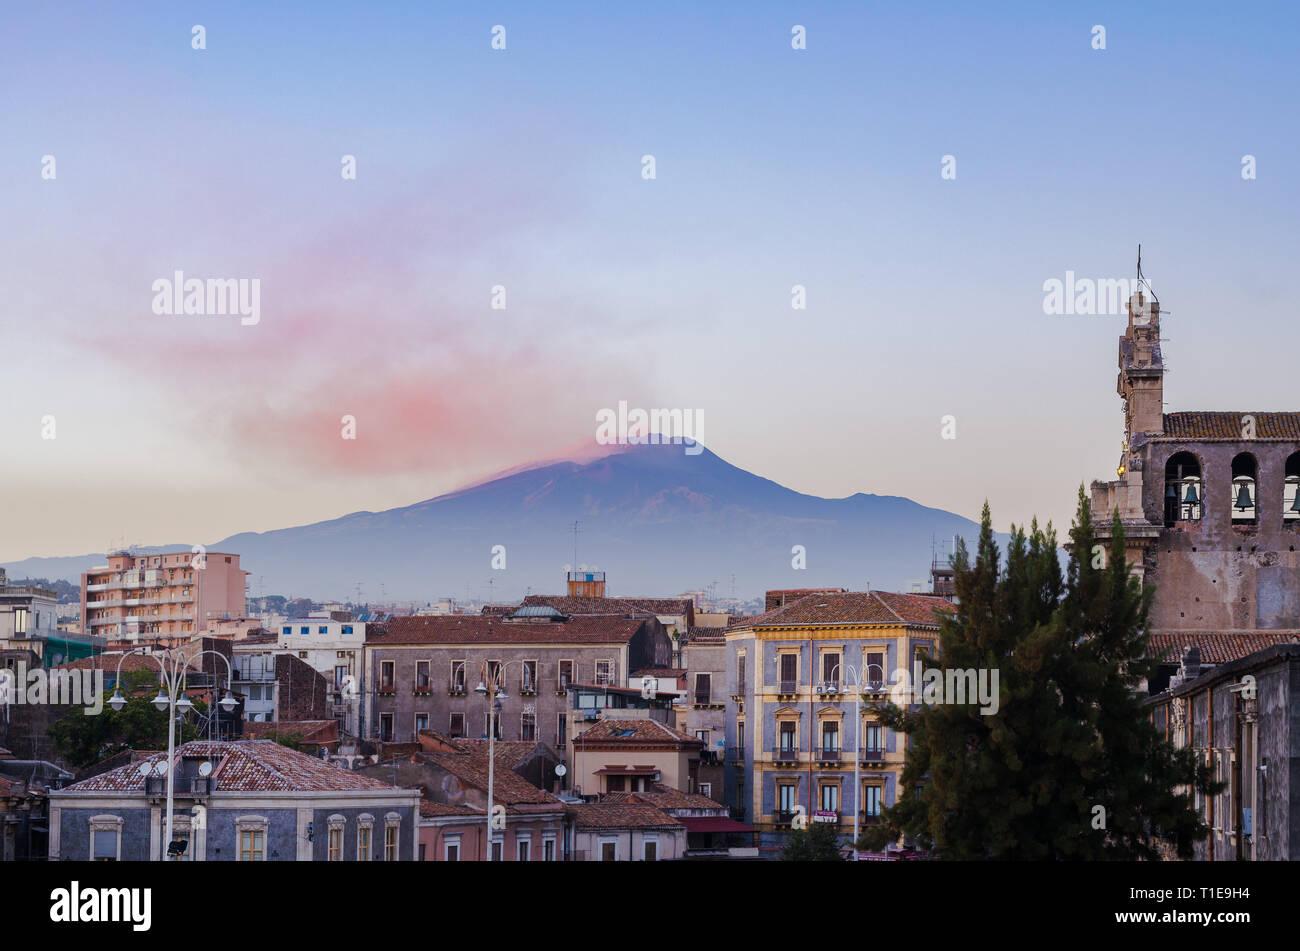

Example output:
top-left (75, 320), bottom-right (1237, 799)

top-left (1, 1), bottom-right (1298, 563)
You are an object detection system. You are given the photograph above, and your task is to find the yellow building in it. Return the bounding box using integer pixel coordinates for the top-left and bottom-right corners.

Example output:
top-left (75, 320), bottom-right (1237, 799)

top-left (724, 591), bottom-right (948, 852)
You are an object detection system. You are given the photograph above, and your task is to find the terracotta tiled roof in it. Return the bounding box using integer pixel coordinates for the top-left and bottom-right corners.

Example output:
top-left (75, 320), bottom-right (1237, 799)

top-left (421, 748), bottom-right (560, 805)
top-left (573, 719), bottom-right (703, 748)
top-left (370, 614), bottom-right (649, 645)
top-left (631, 667), bottom-right (686, 678)
top-left (52, 653), bottom-right (201, 675)
top-left (598, 782), bottom-right (722, 810)
top-left (732, 591), bottom-right (949, 629)
top-left (1148, 631), bottom-right (1300, 665)
top-left (571, 803), bottom-right (684, 830)
top-left (686, 627), bottom-right (726, 643)
top-left (522, 595), bottom-right (695, 624)
top-left (445, 738), bottom-right (544, 770)
top-left (243, 720), bottom-right (339, 743)
top-left (1158, 412), bottom-right (1300, 440)
top-left (419, 800), bottom-right (482, 818)
top-left (62, 741), bottom-right (400, 793)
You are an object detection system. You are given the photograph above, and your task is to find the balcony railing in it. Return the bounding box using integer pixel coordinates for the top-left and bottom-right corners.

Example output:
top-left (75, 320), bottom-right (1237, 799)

top-left (859, 747), bottom-right (886, 761)
top-left (817, 747), bottom-right (841, 762)
top-left (772, 746), bottom-right (799, 761)
top-left (694, 693), bottom-right (711, 705)
top-left (726, 746), bottom-right (745, 762)
top-left (773, 810), bottom-right (797, 826)
top-left (520, 678), bottom-right (537, 696)
top-left (778, 680), bottom-right (798, 694)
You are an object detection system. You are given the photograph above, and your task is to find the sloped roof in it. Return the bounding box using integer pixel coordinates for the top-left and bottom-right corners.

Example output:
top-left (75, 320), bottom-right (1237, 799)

top-left (1148, 631), bottom-right (1300, 665)
top-left (599, 782), bottom-right (723, 811)
top-left (52, 653), bottom-right (202, 675)
top-left (573, 719), bottom-right (703, 748)
top-left (370, 615), bottom-right (648, 645)
top-left (62, 741), bottom-right (398, 793)
top-left (732, 591), bottom-right (949, 629)
top-left (522, 595), bottom-right (694, 623)
top-left (1159, 412), bottom-right (1300, 440)
top-left (421, 748), bottom-right (560, 806)
top-left (571, 803), bottom-right (684, 830)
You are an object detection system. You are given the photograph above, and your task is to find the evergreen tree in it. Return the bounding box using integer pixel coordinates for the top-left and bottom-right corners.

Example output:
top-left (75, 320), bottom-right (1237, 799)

top-left (859, 489), bottom-right (1218, 859)
top-left (49, 668), bottom-right (201, 769)
top-left (781, 820), bottom-right (847, 861)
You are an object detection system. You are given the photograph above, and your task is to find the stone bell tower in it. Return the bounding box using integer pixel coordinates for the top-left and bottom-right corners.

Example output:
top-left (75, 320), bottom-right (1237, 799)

top-left (1117, 283), bottom-right (1164, 443)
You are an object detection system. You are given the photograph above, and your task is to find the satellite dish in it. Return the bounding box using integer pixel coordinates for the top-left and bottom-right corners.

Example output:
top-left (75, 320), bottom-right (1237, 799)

top-left (554, 764), bottom-right (567, 777)
top-left (198, 761), bottom-right (213, 777)
top-left (154, 762), bottom-right (169, 777)
top-left (137, 763), bottom-right (154, 778)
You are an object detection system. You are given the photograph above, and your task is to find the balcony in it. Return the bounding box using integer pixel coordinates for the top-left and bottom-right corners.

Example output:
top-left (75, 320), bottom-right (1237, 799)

top-left (771, 746), bottom-right (799, 763)
top-left (726, 746), bottom-right (745, 763)
top-left (447, 683), bottom-right (466, 696)
top-left (777, 680), bottom-right (798, 696)
top-left (413, 683), bottom-right (432, 696)
top-left (773, 810), bottom-right (797, 827)
top-left (816, 747), bottom-right (841, 763)
top-left (520, 679), bottom-right (537, 696)
top-left (377, 685), bottom-right (395, 696)
top-left (859, 748), bottom-right (886, 763)
top-left (816, 681), bottom-right (842, 696)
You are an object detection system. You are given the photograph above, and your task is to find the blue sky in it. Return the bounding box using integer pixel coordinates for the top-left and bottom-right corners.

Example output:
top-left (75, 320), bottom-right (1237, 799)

top-left (1, 1), bottom-right (1297, 560)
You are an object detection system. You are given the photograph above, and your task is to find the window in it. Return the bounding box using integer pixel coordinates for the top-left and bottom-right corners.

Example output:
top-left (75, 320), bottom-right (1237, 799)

top-left (300, 626), bottom-right (310, 636)
top-left (491, 840), bottom-right (503, 862)
top-left (695, 673), bottom-right (711, 704)
top-left (341, 625), bottom-right (353, 635)
top-left (486, 711), bottom-right (502, 740)
top-left (863, 785), bottom-right (883, 817)
top-left (384, 815), bottom-right (400, 861)
top-left (557, 713), bottom-right (567, 748)
top-left (380, 661), bottom-right (394, 690)
top-left (418, 843), bottom-right (426, 861)
top-left (328, 827), bottom-right (343, 861)
top-left (779, 783), bottom-right (797, 814)
top-left (779, 653), bottom-right (798, 690)
top-left (822, 651), bottom-right (840, 687)
top-left (821, 720), bottom-right (839, 752)
top-left (737, 652), bottom-right (746, 694)
top-left (821, 783), bottom-right (839, 812)
top-left (594, 659), bottom-right (615, 686)
top-left (699, 782), bottom-right (712, 799)
top-left (558, 660), bottom-right (573, 690)
top-left (736, 780), bottom-right (745, 811)
top-left (737, 721), bottom-right (745, 750)
top-left (1232, 453), bottom-right (1258, 526)
top-left (863, 722), bottom-right (883, 755)
top-left (13, 609), bottom-right (27, 636)
top-left (319, 626), bottom-right (329, 634)
top-left (451, 660), bottom-right (466, 690)
top-left (695, 729), bottom-right (709, 744)
top-left (90, 815), bottom-right (122, 861)
top-left (237, 816), bottom-right (268, 861)
top-left (357, 816), bottom-right (373, 861)
top-left (334, 665), bottom-right (348, 689)
top-left (643, 838), bottom-right (658, 861)
top-left (414, 713), bottom-right (429, 734)
top-left (1286, 453), bottom-right (1300, 523)
top-left (486, 660), bottom-right (501, 686)
top-left (445, 837), bottom-right (460, 862)
top-left (543, 837), bottom-right (556, 861)
top-left (282, 626), bottom-right (292, 636)
top-left (779, 721), bottom-right (797, 753)
top-left (379, 714), bottom-right (394, 742)
top-left (600, 840), bottom-right (617, 861)
top-left (865, 652), bottom-right (885, 689)
top-left (521, 660), bottom-right (537, 692)
top-left (517, 838), bottom-right (530, 862)
top-left (449, 712), bottom-right (465, 737)
top-left (1164, 451), bottom-right (1203, 525)
top-left (521, 711), bottom-right (536, 741)
top-left (415, 661), bottom-right (430, 689)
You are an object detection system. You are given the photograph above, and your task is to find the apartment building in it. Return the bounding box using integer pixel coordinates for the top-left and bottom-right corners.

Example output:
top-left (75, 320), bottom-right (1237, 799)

top-left (365, 609), bottom-right (672, 751)
top-left (0, 569), bottom-right (60, 656)
top-left (81, 550), bottom-right (248, 642)
top-left (725, 590), bottom-right (949, 853)
top-left (273, 614), bottom-right (366, 737)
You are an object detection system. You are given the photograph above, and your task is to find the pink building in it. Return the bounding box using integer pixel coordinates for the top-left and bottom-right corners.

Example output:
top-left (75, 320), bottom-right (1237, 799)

top-left (81, 550), bottom-right (248, 642)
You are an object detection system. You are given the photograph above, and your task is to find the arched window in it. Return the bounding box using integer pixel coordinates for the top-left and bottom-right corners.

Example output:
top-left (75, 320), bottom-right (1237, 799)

top-left (1164, 452), bottom-right (1202, 526)
top-left (1231, 453), bottom-right (1258, 526)
top-left (1286, 453), bottom-right (1300, 524)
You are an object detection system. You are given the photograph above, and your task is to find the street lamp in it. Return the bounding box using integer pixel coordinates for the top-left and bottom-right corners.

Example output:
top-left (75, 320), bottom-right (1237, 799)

top-left (106, 647), bottom-right (238, 860)
top-left (473, 660), bottom-right (523, 861)
top-left (829, 660), bottom-right (887, 861)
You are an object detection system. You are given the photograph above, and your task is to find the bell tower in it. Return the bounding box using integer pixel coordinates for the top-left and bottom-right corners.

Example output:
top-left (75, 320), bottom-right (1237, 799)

top-left (1117, 250), bottom-right (1164, 442)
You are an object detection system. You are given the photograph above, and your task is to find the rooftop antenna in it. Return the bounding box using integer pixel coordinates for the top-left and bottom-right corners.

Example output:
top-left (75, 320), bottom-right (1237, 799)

top-left (571, 520), bottom-right (581, 571)
top-left (1136, 244), bottom-right (1159, 303)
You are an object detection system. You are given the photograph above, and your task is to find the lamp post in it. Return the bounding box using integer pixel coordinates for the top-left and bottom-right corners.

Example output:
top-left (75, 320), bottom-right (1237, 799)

top-left (107, 648), bottom-right (237, 861)
top-left (473, 659), bottom-right (524, 862)
top-left (829, 660), bottom-right (886, 861)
